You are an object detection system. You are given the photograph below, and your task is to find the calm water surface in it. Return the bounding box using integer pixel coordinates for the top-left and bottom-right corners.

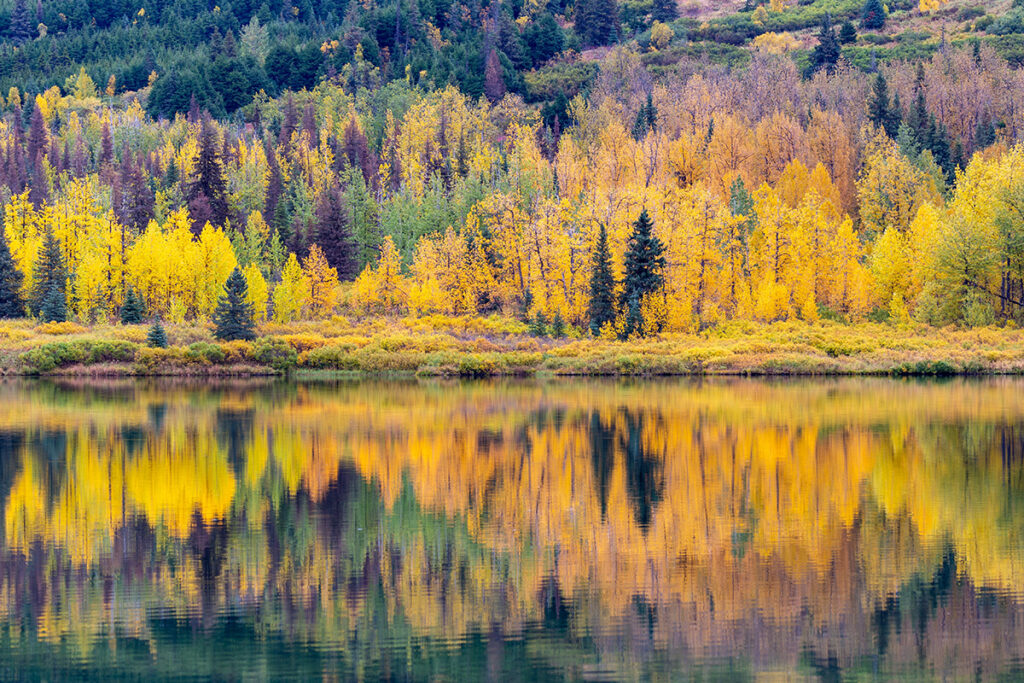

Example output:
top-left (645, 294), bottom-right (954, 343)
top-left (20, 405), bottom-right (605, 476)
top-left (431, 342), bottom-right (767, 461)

top-left (0, 377), bottom-right (1023, 681)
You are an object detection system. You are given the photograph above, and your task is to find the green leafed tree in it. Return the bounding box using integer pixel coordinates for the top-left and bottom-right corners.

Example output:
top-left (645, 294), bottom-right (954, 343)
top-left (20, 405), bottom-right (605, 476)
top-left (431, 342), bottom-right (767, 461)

top-left (213, 268), bottom-right (256, 341)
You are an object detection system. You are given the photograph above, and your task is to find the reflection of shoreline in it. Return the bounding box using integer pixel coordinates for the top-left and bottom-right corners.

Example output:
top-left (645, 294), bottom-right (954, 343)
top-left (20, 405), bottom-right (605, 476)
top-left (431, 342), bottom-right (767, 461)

top-left (0, 379), bottom-right (1023, 678)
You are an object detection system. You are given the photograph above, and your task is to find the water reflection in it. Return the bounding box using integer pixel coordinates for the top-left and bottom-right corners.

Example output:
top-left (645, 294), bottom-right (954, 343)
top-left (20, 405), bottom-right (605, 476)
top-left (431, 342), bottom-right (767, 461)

top-left (0, 378), bottom-right (1023, 680)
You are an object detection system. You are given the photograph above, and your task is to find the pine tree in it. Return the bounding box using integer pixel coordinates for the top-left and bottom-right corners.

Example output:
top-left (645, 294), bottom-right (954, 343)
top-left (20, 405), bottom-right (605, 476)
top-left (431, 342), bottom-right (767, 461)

top-left (620, 209), bottom-right (665, 338)
top-left (839, 20), bottom-right (857, 44)
top-left (31, 227), bottom-right (66, 314)
top-left (868, 73), bottom-right (900, 137)
top-left (147, 320), bottom-right (168, 348)
top-left (651, 0), bottom-right (678, 22)
top-left (576, 0), bottom-right (619, 47)
top-left (314, 183), bottom-right (359, 280)
top-left (0, 220), bottom-right (24, 318)
top-left (39, 282), bottom-right (66, 323)
top-left (588, 223), bottom-right (617, 335)
top-left (213, 268), bottom-right (256, 341)
top-left (551, 311), bottom-right (567, 338)
top-left (120, 288), bottom-right (145, 324)
top-left (186, 115), bottom-right (230, 232)
top-left (810, 14), bottom-right (841, 74)
top-left (8, 0), bottom-right (33, 44)
top-left (861, 0), bottom-right (886, 29)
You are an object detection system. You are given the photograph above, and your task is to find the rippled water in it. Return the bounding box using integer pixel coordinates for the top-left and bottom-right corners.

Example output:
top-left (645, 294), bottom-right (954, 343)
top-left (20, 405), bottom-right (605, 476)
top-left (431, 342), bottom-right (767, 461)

top-left (1, 377), bottom-right (1023, 680)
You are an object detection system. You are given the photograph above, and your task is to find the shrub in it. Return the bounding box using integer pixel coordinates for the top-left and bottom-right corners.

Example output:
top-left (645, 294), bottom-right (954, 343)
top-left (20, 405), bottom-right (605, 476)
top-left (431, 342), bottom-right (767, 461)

top-left (253, 337), bottom-right (298, 371)
top-left (20, 340), bottom-right (137, 373)
top-left (185, 342), bottom-right (227, 365)
top-left (35, 321), bottom-right (88, 335)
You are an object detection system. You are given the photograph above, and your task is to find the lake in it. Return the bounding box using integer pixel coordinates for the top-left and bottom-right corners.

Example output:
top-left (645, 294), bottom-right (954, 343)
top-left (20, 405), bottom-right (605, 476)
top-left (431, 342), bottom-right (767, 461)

top-left (0, 377), bottom-right (1022, 681)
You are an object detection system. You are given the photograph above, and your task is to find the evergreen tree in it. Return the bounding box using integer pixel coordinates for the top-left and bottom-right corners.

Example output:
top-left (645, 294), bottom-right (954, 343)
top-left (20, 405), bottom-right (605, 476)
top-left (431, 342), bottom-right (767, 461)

top-left (120, 288), bottom-right (145, 324)
top-left (651, 0), bottom-right (679, 22)
top-left (810, 15), bottom-right (841, 74)
top-left (8, 0), bottom-right (33, 44)
top-left (975, 113), bottom-right (996, 150)
top-left (39, 282), bottom-right (66, 323)
top-left (186, 115), bottom-right (230, 232)
top-left (620, 209), bottom-right (665, 338)
top-left (861, 0), bottom-right (886, 29)
top-left (213, 268), bottom-right (256, 341)
top-left (529, 311), bottom-right (548, 336)
top-left (30, 227), bottom-right (66, 314)
top-left (588, 223), bottom-right (617, 335)
top-left (631, 92), bottom-right (658, 140)
top-left (314, 183), bottom-right (359, 280)
top-left (868, 73), bottom-right (900, 137)
top-left (147, 320), bottom-right (168, 348)
top-left (0, 220), bottom-right (24, 318)
top-left (839, 20), bottom-right (857, 44)
top-left (551, 311), bottom-right (566, 338)
top-left (576, 0), bottom-right (619, 47)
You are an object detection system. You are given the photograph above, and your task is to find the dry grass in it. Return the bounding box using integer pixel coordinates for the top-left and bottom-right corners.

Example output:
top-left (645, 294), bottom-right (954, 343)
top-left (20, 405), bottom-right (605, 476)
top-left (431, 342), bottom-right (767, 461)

top-left (2, 316), bottom-right (1024, 376)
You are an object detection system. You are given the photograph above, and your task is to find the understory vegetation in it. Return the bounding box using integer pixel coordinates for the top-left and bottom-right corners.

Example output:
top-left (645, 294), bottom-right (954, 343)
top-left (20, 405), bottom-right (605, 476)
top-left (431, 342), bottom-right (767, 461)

top-left (3, 317), bottom-right (1023, 376)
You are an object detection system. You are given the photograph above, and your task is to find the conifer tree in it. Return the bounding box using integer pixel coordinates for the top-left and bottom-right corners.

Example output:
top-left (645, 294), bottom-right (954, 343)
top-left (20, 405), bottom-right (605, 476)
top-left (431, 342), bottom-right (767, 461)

top-left (839, 20), bottom-right (857, 44)
top-left (810, 15), bottom-right (841, 74)
top-left (620, 209), bottom-right (665, 337)
top-left (120, 288), bottom-right (145, 324)
top-left (147, 320), bottom-right (168, 348)
top-left (651, 0), bottom-right (678, 22)
top-left (588, 223), bottom-right (617, 335)
top-left (39, 282), bottom-right (66, 323)
top-left (8, 0), bottom-right (33, 44)
top-left (314, 182), bottom-right (359, 280)
top-left (861, 0), bottom-right (886, 29)
top-left (213, 268), bottom-right (256, 341)
top-left (186, 115), bottom-right (230, 231)
top-left (0, 221), bottom-right (24, 318)
top-left (31, 227), bottom-right (66, 314)
top-left (868, 73), bottom-right (900, 137)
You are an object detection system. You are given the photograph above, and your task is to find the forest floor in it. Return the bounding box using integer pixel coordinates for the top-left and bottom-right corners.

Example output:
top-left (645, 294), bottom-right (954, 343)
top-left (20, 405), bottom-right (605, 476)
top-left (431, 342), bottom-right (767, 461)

top-left (1, 315), bottom-right (1023, 377)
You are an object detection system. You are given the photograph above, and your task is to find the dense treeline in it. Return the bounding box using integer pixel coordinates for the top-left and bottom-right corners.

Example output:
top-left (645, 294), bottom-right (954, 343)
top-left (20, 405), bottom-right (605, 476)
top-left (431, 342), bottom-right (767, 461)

top-left (1, 42), bottom-right (1024, 334)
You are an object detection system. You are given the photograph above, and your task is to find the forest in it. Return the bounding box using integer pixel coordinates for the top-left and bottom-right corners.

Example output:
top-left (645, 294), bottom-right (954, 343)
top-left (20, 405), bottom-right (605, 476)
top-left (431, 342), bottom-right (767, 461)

top-left (0, 0), bottom-right (1023, 371)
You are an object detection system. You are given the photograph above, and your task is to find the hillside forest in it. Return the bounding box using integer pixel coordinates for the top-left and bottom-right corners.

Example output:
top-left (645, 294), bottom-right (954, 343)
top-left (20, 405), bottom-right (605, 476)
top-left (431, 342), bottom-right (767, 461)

top-left (0, 0), bottom-right (1024, 337)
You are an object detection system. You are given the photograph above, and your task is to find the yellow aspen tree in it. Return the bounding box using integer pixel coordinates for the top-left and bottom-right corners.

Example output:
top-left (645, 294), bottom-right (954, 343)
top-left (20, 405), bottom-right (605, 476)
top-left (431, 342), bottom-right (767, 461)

top-left (304, 244), bottom-right (339, 318)
top-left (243, 263), bottom-right (269, 322)
top-left (273, 254), bottom-right (310, 323)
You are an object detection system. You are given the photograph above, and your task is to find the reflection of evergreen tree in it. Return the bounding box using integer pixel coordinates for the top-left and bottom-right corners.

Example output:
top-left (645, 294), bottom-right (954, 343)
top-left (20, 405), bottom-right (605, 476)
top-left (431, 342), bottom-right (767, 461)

top-left (618, 410), bottom-right (663, 529)
top-left (588, 410), bottom-right (615, 518)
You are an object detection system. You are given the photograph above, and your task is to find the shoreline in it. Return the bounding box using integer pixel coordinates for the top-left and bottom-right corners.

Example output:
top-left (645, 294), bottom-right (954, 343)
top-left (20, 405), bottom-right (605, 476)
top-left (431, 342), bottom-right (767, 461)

top-left (3, 317), bottom-right (1024, 378)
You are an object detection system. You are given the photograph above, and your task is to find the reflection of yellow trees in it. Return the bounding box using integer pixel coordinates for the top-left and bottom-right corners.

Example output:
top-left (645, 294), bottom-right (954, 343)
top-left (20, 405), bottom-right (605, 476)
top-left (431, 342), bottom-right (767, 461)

top-left (2, 379), bottom-right (1024, 675)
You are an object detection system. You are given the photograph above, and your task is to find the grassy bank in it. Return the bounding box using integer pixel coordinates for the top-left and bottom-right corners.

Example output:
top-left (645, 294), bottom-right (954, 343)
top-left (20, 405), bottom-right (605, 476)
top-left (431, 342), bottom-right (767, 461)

top-left (2, 315), bottom-right (1023, 377)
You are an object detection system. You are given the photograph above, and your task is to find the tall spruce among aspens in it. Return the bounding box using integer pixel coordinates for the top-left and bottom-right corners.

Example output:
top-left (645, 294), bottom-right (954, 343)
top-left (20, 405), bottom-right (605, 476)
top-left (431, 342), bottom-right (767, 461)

top-left (31, 227), bottom-right (66, 316)
top-left (213, 268), bottom-right (256, 341)
top-left (621, 210), bottom-right (666, 338)
top-left (0, 220), bottom-right (24, 318)
top-left (588, 224), bottom-right (617, 335)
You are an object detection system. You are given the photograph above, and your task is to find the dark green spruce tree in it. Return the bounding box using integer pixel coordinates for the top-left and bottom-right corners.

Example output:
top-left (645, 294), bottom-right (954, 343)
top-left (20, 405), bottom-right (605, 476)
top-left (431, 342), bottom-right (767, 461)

top-left (213, 268), bottom-right (256, 341)
top-left (31, 227), bottom-right (66, 315)
top-left (861, 0), bottom-right (886, 29)
top-left (39, 283), bottom-right (66, 323)
top-left (810, 15), bottom-right (841, 74)
top-left (120, 288), bottom-right (145, 324)
top-left (620, 209), bottom-right (666, 338)
top-left (868, 73), bottom-right (900, 137)
top-left (0, 220), bottom-right (24, 318)
top-left (147, 320), bottom-right (168, 348)
top-left (588, 223), bottom-right (617, 335)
